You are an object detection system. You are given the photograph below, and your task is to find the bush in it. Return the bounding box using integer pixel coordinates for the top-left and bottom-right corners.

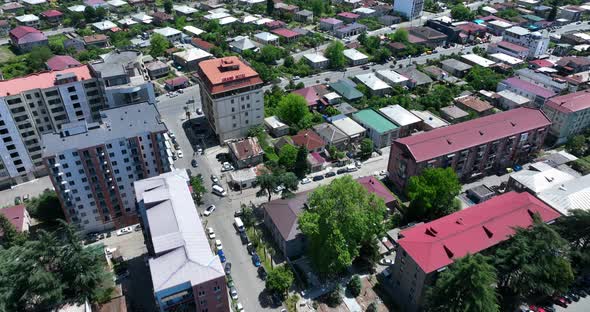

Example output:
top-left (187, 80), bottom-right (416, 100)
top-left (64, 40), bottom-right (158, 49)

top-left (366, 302), bottom-right (378, 312)
top-left (348, 275), bottom-right (362, 297)
top-left (325, 285), bottom-right (343, 307)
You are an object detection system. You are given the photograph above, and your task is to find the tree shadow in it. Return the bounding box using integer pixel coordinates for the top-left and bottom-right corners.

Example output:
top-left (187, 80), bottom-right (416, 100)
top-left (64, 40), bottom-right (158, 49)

top-left (120, 255), bottom-right (156, 312)
top-left (181, 116), bottom-right (219, 153)
top-left (258, 289), bottom-right (283, 309)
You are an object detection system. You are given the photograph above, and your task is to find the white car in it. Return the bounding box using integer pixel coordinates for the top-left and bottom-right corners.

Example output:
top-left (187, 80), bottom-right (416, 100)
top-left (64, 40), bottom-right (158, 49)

top-left (203, 205), bottom-right (216, 216)
top-left (379, 258), bottom-right (394, 265)
top-left (116, 226), bottom-right (133, 236)
top-left (274, 185), bottom-right (284, 193)
top-left (300, 177), bottom-right (311, 185)
top-left (207, 227), bottom-right (216, 240)
top-left (215, 239), bottom-right (223, 251)
top-left (177, 150), bottom-right (184, 158)
top-left (236, 303), bottom-right (244, 312)
top-left (197, 147), bottom-right (203, 155)
top-left (230, 287), bottom-right (238, 300)
top-left (168, 132), bottom-right (175, 139)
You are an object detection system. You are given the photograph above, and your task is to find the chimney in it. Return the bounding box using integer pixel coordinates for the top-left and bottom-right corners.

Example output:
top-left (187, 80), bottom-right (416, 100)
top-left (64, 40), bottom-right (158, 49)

top-left (443, 245), bottom-right (454, 258)
top-left (455, 217), bottom-right (463, 225)
top-left (483, 225), bottom-right (493, 238)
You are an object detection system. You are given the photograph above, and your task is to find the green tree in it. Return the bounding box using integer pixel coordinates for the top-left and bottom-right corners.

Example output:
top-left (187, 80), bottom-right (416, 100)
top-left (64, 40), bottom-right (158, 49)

top-left (565, 135), bottom-right (588, 157)
top-left (258, 45), bottom-right (283, 65)
top-left (163, 0), bottom-right (173, 14)
top-left (175, 16), bottom-right (187, 29)
top-left (149, 33), bottom-right (169, 57)
top-left (256, 171), bottom-right (299, 202)
top-left (451, 4), bottom-right (475, 21)
top-left (83, 6), bottom-right (96, 23)
top-left (265, 266), bottom-right (294, 297)
top-left (493, 217), bottom-right (574, 306)
top-left (0, 221), bottom-right (113, 310)
top-left (95, 6), bottom-right (107, 20)
top-left (427, 254), bottom-right (499, 312)
top-left (465, 65), bottom-right (504, 91)
top-left (372, 47), bottom-right (392, 63)
top-left (324, 40), bottom-right (346, 70)
top-left (0, 214), bottom-right (27, 249)
top-left (554, 209), bottom-right (590, 274)
top-left (299, 176), bottom-right (387, 275)
top-left (29, 46), bottom-right (53, 71)
top-left (406, 168), bottom-right (461, 221)
top-left (283, 55), bottom-right (295, 67)
top-left (359, 138), bottom-right (373, 160)
top-left (278, 144), bottom-right (298, 171)
top-left (266, 0), bottom-right (274, 15)
top-left (311, 0), bottom-right (324, 17)
top-left (347, 275), bottom-right (362, 297)
top-left (324, 285), bottom-right (343, 307)
top-left (26, 190), bottom-right (64, 224)
top-left (109, 31), bottom-right (131, 48)
top-left (547, 0), bottom-right (559, 21)
top-left (276, 94), bottom-right (312, 129)
top-left (390, 28), bottom-right (409, 43)
top-left (294, 146), bottom-right (309, 179)
top-left (190, 175), bottom-right (207, 205)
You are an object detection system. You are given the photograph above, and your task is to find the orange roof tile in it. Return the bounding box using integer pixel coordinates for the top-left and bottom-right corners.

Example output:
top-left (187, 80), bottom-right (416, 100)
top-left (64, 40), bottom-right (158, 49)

top-left (197, 56), bottom-right (262, 95)
top-left (0, 65), bottom-right (93, 97)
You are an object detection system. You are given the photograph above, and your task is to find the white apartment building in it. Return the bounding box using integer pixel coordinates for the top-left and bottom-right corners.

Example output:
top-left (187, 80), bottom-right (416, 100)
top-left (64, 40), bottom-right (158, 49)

top-left (393, 0), bottom-right (424, 20)
top-left (543, 91), bottom-right (590, 144)
top-left (196, 57), bottom-right (264, 142)
top-left (503, 26), bottom-right (550, 58)
top-left (89, 50), bottom-right (156, 108)
top-left (42, 102), bottom-right (171, 234)
top-left (0, 65), bottom-right (104, 188)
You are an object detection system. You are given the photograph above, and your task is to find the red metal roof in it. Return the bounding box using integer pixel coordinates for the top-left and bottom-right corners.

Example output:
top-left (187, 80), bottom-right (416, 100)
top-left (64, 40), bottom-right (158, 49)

top-left (545, 90), bottom-right (590, 114)
top-left (45, 55), bottom-right (81, 71)
top-left (398, 192), bottom-right (561, 273)
top-left (529, 59), bottom-right (554, 68)
top-left (337, 12), bottom-right (360, 19)
top-left (9, 26), bottom-right (41, 39)
top-left (0, 65), bottom-right (92, 97)
top-left (41, 10), bottom-right (63, 18)
top-left (271, 28), bottom-right (300, 38)
top-left (165, 76), bottom-right (188, 87)
top-left (292, 129), bottom-right (325, 151)
top-left (197, 56), bottom-right (262, 95)
top-left (395, 108), bottom-right (551, 163)
top-left (497, 40), bottom-right (529, 53)
top-left (356, 176), bottom-right (396, 205)
top-left (0, 204), bottom-right (27, 234)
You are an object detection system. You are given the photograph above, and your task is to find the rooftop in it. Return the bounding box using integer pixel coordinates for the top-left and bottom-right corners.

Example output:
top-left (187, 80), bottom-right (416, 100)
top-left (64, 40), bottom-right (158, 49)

top-left (395, 107), bottom-right (551, 162)
top-left (312, 123), bottom-right (347, 143)
top-left (254, 31), bottom-right (279, 42)
top-left (291, 84), bottom-right (328, 107)
top-left (506, 26), bottom-right (530, 36)
top-left (42, 102), bottom-right (166, 156)
top-left (510, 162), bottom-right (576, 193)
top-left (83, 34), bottom-right (108, 44)
top-left (183, 25), bottom-right (204, 36)
top-left (496, 40), bottom-right (530, 52)
top-left (398, 191), bottom-right (561, 273)
top-left (263, 191), bottom-right (310, 241)
top-left (271, 28), bottom-right (300, 38)
top-left (197, 56), bottom-right (262, 95)
top-left (411, 110), bottom-right (450, 129)
top-left (174, 47), bottom-right (212, 62)
top-left (455, 95), bottom-right (494, 113)
top-left (320, 17), bottom-right (344, 25)
top-left (135, 170), bottom-right (224, 292)
top-left (497, 89), bottom-right (530, 105)
top-left (292, 129), bottom-right (325, 151)
top-left (303, 53), bottom-right (328, 63)
top-left (502, 77), bottom-right (556, 98)
top-left (332, 117), bottom-right (366, 138)
top-left (461, 54), bottom-right (496, 68)
top-left (544, 89), bottom-right (590, 113)
top-left (343, 48), bottom-right (368, 61)
top-left (537, 174), bottom-right (590, 216)
top-left (376, 69), bottom-right (409, 85)
top-left (329, 79), bottom-right (363, 100)
top-left (0, 65), bottom-right (91, 97)
top-left (0, 204), bottom-right (28, 233)
top-left (228, 137), bottom-right (264, 161)
top-left (264, 116), bottom-right (286, 129)
top-left (441, 59), bottom-right (472, 71)
top-left (355, 73), bottom-right (390, 91)
top-left (153, 26), bottom-right (181, 37)
top-left (440, 105), bottom-right (469, 119)
top-left (90, 50), bottom-right (142, 79)
top-left (353, 109), bottom-right (398, 134)
top-left (395, 67), bottom-right (433, 85)
top-left (379, 105), bottom-right (421, 127)
top-left (356, 176), bottom-right (396, 206)
top-left (45, 55), bottom-right (81, 71)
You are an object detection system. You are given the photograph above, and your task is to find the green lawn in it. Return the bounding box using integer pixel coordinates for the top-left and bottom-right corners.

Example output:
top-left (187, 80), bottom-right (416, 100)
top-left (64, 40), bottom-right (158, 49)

top-left (0, 45), bottom-right (15, 63)
top-left (572, 156), bottom-right (590, 175)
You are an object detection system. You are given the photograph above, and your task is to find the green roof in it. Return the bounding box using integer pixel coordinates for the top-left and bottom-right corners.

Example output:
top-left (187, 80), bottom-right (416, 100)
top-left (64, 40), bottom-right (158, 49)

top-left (330, 79), bottom-right (363, 101)
top-left (522, 14), bottom-right (544, 22)
top-left (353, 109), bottom-right (398, 134)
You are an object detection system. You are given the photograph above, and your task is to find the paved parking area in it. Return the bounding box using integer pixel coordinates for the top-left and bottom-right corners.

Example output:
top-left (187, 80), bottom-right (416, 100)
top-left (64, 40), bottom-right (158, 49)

top-left (0, 176), bottom-right (53, 207)
top-left (556, 295), bottom-right (590, 312)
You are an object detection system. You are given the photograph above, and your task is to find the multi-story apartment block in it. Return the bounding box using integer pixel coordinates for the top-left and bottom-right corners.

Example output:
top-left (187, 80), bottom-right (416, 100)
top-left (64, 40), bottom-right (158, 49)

top-left (135, 169), bottom-right (229, 312)
top-left (42, 102), bottom-right (170, 233)
top-left (196, 56), bottom-right (264, 142)
top-left (502, 26), bottom-right (549, 58)
top-left (387, 108), bottom-right (551, 191)
top-left (0, 65), bottom-right (104, 188)
top-left (393, 0), bottom-right (424, 20)
top-left (386, 192), bottom-right (560, 312)
top-left (542, 90), bottom-right (590, 144)
top-left (89, 49), bottom-right (156, 108)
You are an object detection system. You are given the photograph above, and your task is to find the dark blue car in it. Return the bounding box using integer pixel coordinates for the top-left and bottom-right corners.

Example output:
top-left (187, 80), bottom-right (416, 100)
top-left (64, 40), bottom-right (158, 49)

top-left (218, 250), bottom-right (226, 263)
top-left (252, 253), bottom-right (261, 267)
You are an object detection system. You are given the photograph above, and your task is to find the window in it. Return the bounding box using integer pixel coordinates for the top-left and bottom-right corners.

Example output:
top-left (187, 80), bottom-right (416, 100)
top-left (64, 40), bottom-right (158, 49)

top-left (198, 290), bottom-right (206, 297)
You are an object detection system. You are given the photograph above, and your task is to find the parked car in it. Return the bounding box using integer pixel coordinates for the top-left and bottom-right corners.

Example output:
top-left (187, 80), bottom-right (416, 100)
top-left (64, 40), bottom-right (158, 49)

top-left (568, 291), bottom-right (580, 302)
top-left (274, 185), bottom-right (285, 193)
top-left (203, 205), bottom-right (216, 216)
top-left (230, 287), bottom-right (238, 300)
top-left (337, 168), bottom-right (348, 175)
top-left (218, 250), bottom-right (226, 263)
top-left (552, 296), bottom-right (567, 308)
top-left (177, 150), bottom-right (184, 158)
top-left (225, 262), bottom-right (232, 275)
top-left (191, 159), bottom-right (198, 168)
top-left (258, 266), bottom-right (267, 280)
top-left (236, 303), bottom-right (244, 312)
top-left (116, 226), bottom-right (133, 236)
top-left (197, 147), bottom-right (203, 155)
top-left (252, 253), bottom-right (261, 267)
top-left (247, 243), bottom-right (255, 255)
top-left (312, 175), bottom-right (324, 181)
top-left (239, 231), bottom-right (249, 244)
top-left (197, 108), bottom-right (203, 115)
top-left (379, 258), bottom-right (394, 265)
top-left (211, 175), bottom-right (219, 184)
top-left (215, 239), bottom-right (223, 251)
top-left (300, 177), bottom-right (312, 184)
top-left (325, 172), bottom-right (336, 178)
top-left (23, 194), bottom-right (30, 202)
top-left (221, 162), bottom-right (234, 172)
top-left (207, 227), bottom-right (216, 239)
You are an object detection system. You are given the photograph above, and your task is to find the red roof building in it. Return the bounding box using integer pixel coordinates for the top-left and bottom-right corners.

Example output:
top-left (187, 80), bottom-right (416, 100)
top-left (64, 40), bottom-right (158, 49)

top-left (291, 84), bottom-right (328, 107)
top-left (542, 90), bottom-right (590, 144)
top-left (389, 191), bottom-right (560, 311)
top-left (196, 56), bottom-right (263, 95)
top-left (9, 26), bottom-right (48, 51)
top-left (0, 205), bottom-right (31, 235)
top-left (356, 176), bottom-right (397, 209)
top-left (45, 55), bottom-right (82, 71)
top-left (271, 28), bottom-right (301, 40)
top-left (191, 37), bottom-right (215, 51)
top-left (291, 129), bottom-right (325, 153)
top-left (40, 10), bottom-right (63, 19)
top-left (0, 65), bottom-right (92, 96)
top-left (388, 107), bottom-right (551, 190)
top-left (164, 76), bottom-right (189, 90)
top-left (265, 20), bottom-right (286, 29)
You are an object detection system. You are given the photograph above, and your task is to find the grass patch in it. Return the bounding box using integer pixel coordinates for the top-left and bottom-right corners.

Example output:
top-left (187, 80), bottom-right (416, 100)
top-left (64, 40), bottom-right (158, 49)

top-left (286, 294), bottom-right (299, 312)
top-left (571, 156), bottom-right (590, 175)
top-left (48, 34), bottom-right (67, 46)
top-left (0, 45), bottom-right (16, 63)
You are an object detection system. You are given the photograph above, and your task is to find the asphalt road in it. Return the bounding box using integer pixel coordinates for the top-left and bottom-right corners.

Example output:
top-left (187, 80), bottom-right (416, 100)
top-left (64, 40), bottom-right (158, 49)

top-left (156, 87), bottom-right (280, 312)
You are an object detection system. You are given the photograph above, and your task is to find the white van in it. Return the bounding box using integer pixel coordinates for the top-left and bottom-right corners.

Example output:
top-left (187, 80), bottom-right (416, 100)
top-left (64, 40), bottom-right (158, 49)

top-left (234, 217), bottom-right (245, 232)
top-left (212, 184), bottom-right (227, 197)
